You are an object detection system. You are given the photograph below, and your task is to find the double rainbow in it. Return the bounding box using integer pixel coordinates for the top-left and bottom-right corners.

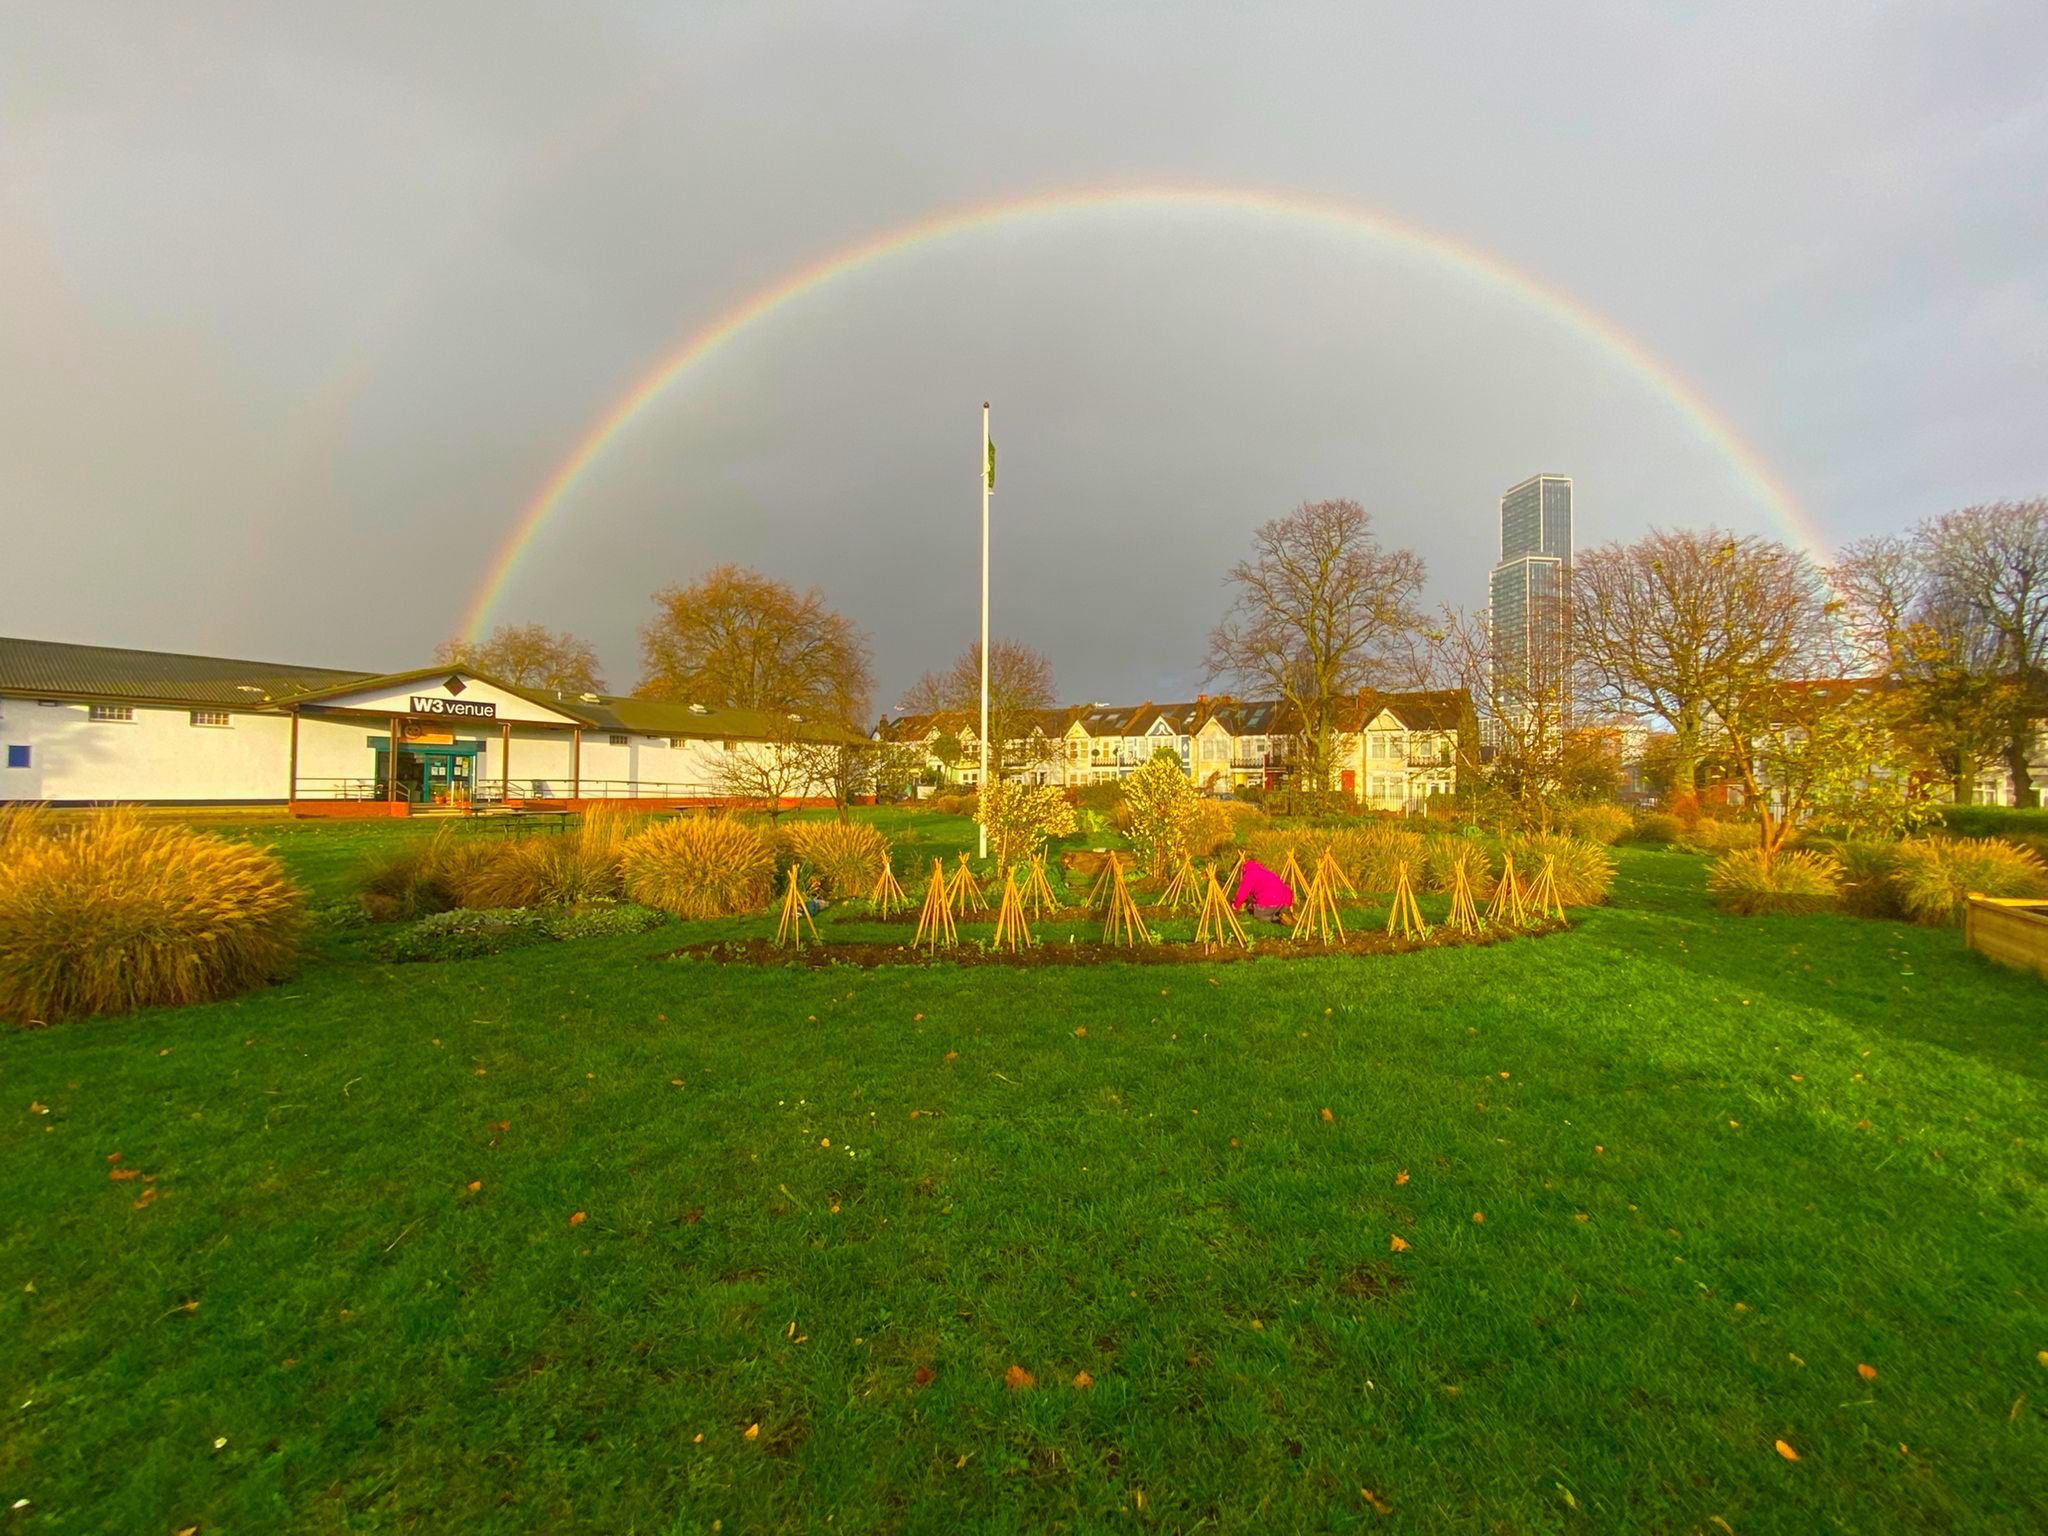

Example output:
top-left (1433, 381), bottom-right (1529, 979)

top-left (459, 183), bottom-right (1818, 640)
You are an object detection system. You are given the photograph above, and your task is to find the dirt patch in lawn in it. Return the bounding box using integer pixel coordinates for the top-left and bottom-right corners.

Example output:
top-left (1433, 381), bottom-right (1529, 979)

top-left (667, 922), bottom-right (1568, 970)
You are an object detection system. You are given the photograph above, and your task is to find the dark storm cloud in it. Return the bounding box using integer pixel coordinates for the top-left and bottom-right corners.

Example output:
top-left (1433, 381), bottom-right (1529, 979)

top-left (3, 2), bottom-right (2043, 708)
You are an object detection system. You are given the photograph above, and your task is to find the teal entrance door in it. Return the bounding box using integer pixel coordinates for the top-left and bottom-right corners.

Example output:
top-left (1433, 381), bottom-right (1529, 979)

top-left (373, 741), bottom-right (481, 804)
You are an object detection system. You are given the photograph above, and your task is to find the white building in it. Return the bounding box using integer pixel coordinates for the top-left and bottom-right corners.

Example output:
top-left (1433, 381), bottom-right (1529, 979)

top-left (0, 636), bottom-right (862, 813)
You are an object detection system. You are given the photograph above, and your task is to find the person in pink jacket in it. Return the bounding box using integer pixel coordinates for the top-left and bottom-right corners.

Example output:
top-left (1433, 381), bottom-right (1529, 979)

top-left (1232, 858), bottom-right (1295, 922)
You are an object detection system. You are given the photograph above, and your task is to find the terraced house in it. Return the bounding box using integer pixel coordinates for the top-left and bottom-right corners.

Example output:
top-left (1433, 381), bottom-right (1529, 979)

top-left (877, 689), bottom-right (1474, 810)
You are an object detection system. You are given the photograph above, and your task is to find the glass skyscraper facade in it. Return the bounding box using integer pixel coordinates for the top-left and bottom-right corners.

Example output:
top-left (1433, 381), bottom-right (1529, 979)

top-left (1489, 475), bottom-right (1571, 703)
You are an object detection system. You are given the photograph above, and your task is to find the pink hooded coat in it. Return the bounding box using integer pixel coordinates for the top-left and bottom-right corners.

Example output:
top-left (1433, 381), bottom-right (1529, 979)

top-left (1233, 858), bottom-right (1294, 912)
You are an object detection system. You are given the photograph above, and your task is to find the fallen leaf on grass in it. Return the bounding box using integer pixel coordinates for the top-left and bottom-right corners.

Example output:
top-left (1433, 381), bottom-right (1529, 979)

top-left (913, 1012), bottom-right (923, 1021)
top-left (1389, 1235), bottom-right (1411, 1253)
top-left (489, 1121), bottom-right (510, 1132)
top-left (684, 1208), bottom-right (702, 1224)
top-left (1004, 1364), bottom-right (1035, 1390)
top-left (133, 1188), bottom-right (157, 1210)
top-left (743, 1422), bottom-right (760, 1440)
top-left (912, 1365), bottom-right (936, 1387)
top-left (110, 1168), bottom-right (139, 1182)
top-left (568, 1211), bottom-right (586, 1227)
top-left (1774, 1439), bottom-right (1800, 1461)
top-left (27, 1102), bottom-right (48, 1115)
top-left (466, 1181), bottom-right (481, 1193)
top-left (1394, 1169), bottom-right (1409, 1186)
top-left (1857, 1363), bottom-right (1877, 1381)
top-left (1072, 1370), bottom-right (1093, 1389)
top-left (2037, 1351), bottom-right (2048, 1369)
top-left (1074, 1027), bottom-right (1087, 1038)
top-left (1472, 1212), bottom-right (1485, 1224)
top-left (1360, 1487), bottom-right (1393, 1515)
top-left (106, 1152), bottom-right (120, 1163)
top-left (944, 1051), bottom-right (958, 1062)
top-left (1320, 1108), bottom-right (1334, 1122)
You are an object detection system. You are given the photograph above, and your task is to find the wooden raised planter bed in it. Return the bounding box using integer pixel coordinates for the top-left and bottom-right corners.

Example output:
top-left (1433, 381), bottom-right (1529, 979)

top-left (1964, 895), bottom-right (2048, 982)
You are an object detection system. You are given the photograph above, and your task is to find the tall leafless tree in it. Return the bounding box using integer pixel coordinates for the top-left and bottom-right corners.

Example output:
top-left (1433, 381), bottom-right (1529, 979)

top-left (1572, 529), bottom-right (1823, 811)
top-left (1915, 499), bottom-right (2048, 803)
top-left (1207, 499), bottom-right (1426, 786)
top-left (899, 639), bottom-right (1058, 781)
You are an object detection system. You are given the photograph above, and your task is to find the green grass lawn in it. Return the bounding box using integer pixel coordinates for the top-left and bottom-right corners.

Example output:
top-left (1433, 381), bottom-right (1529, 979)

top-left (4, 820), bottom-right (2046, 1533)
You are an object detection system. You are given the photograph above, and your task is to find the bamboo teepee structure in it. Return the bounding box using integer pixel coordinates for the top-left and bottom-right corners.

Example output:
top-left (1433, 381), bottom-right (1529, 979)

top-left (1102, 867), bottom-right (1152, 946)
top-left (991, 866), bottom-right (1035, 952)
top-left (1086, 853), bottom-right (1124, 910)
top-left (1025, 853), bottom-right (1060, 917)
top-left (868, 853), bottom-right (908, 917)
top-left (774, 864), bottom-right (818, 949)
top-left (1278, 847), bottom-right (1309, 902)
top-left (1292, 865), bottom-right (1347, 944)
top-left (1158, 852), bottom-right (1201, 910)
top-left (1485, 849), bottom-right (1526, 927)
top-left (913, 857), bottom-right (958, 952)
top-left (1314, 846), bottom-right (1355, 898)
top-left (1447, 853), bottom-right (1483, 934)
top-left (1525, 854), bottom-right (1566, 922)
top-left (949, 852), bottom-right (988, 916)
top-left (1193, 866), bottom-right (1251, 949)
top-left (1385, 859), bottom-right (1427, 940)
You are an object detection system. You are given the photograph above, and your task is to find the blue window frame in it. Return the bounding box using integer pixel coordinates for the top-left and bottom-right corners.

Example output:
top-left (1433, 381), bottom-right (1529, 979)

top-left (6, 745), bottom-right (28, 769)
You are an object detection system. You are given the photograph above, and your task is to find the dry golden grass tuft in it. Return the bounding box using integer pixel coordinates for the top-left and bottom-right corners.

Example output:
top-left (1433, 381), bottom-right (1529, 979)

top-left (786, 821), bottom-right (890, 899)
top-left (1707, 847), bottom-right (1843, 916)
top-left (0, 808), bottom-right (306, 1025)
top-left (620, 814), bottom-right (776, 919)
top-left (1891, 835), bottom-right (2048, 926)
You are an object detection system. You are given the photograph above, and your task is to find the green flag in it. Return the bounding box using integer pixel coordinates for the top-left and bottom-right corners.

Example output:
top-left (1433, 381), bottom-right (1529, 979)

top-left (985, 436), bottom-right (995, 492)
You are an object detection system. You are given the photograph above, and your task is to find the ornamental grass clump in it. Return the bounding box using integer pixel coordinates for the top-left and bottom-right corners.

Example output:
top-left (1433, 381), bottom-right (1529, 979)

top-left (787, 820), bottom-right (890, 899)
top-left (1629, 812), bottom-right (1685, 845)
top-left (1420, 833), bottom-right (1492, 896)
top-left (1340, 826), bottom-right (1425, 892)
top-left (619, 814), bottom-right (775, 919)
top-left (1559, 804), bottom-right (1633, 846)
top-left (356, 829), bottom-right (497, 920)
top-left (1706, 848), bottom-right (1844, 916)
top-left (1499, 832), bottom-right (1615, 906)
top-left (1890, 836), bottom-right (2048, 926)
top-left (1832, 839), bottom-right (1905, 918)
top-left (458, 805), bottom-right (644, 909)
top-left (0, 809), bottom-right (306, 1025)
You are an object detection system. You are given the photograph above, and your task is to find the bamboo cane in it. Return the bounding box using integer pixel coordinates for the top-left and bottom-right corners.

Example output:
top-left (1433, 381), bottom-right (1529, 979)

top-left (991, 866), bottom-right (1034, 952)
top-left (1314, 845), bottom-right (1355, 897)
top-left (1293, 866), bottom-right (1346, 944)
top-left (1448, 853), bottom-right (1483, 934)
top-left (1527, 854), bottom-right (1566, 922)
top-left (868, 853), bottom-right (907, 917)
top-left (1385, 859), bottom-right (1426, 940)
top-left (1278, 846), bottom-right (1309, 901)
top-left (1026, 853), bottom-right (1059, 917)
top-left (1086, 852), bottom-right (1123, 910)
top-left (1194, 865), bottom-right (1251, 949)
top-left (913, 857), bottom-right (957, 951)
top-left (774, 864), bottom-right (818, 949)
top-left (1158, 851), bottom-right (1201, 910)
top-left (1485, 849), bottom-right (1526, 927)
top-left (1102, 867), bottom-right (1152, 946)
top-left (949, 851), bottom-right (988, 915)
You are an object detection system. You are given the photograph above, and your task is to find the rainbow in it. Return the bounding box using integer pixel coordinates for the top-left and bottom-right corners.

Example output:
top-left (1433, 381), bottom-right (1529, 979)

top-left (459, 183), bottom-right (1820, 640)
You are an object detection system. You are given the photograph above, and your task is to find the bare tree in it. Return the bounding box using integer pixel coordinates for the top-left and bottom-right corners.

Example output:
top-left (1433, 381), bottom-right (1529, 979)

top-left (1573, 529), bottom-right (1818, 811)
top-left (437, 624), bottom-right (605, 695)
top-left (902, 639), bottom-right (1058, 781)
top-left (1207, 499), bottom-right (1426, 786)
top-left (1916, 499), bottom-right (2048, 803)
top-left (1832, 533), bottom-right (2014, 800)
top-left (1429, 605), bottom-right (1572, 825)
top-left (638, 565), bottom-right (874, 728)
top-left (712, 717), bottom-right (821, 819)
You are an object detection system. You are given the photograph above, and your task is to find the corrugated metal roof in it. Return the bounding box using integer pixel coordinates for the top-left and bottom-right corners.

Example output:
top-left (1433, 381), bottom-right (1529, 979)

top-left (589, 695), bottom-right (866, 745)
top-left (0, 635), bottom-right (369, 708)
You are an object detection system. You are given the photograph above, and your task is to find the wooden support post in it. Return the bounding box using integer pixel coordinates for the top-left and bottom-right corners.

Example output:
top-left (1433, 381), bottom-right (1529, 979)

top-left (501, 722), bottom-right (511, 804)
top-left (572, 727), bottom-right (581, 803)
top-left (287, 709), bottom-right (299, 806)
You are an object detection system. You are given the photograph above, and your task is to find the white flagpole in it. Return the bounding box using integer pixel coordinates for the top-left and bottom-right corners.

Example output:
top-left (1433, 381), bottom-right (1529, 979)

top-left (978, 400), bottom-right (990, 858)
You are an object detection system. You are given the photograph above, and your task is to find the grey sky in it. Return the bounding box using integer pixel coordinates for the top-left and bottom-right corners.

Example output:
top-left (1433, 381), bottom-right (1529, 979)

top-left (3, 3), bottom-right (2043, 710)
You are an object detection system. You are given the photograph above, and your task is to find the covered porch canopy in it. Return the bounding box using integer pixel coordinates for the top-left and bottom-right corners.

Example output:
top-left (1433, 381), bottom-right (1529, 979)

top-left (283, 667), bottom-right (595, 813)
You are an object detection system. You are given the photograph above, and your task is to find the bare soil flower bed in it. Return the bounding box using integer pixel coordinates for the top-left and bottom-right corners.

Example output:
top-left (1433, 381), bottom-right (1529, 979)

top-left (668, 921), bottom-right (1566, 969)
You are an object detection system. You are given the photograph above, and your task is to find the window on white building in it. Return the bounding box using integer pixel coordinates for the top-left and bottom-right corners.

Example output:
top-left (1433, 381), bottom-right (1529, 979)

top-left (189, 710), bottom-right (231, 728)
top-left (608, 733), bottom-right (629, 746)
top-left (89, 704), bottom-right (134, 722)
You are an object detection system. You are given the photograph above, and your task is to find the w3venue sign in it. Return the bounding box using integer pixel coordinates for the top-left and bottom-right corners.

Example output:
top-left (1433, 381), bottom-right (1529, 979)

top-left (410, 695), bottom-right (497, 720)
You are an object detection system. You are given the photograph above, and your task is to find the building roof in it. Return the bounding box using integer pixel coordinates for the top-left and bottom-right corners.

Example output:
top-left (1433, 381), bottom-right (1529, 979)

top-left (588, 695), bottom-right (867, 746)
top-left (0, 635), bottom-right (369, 709)
top-left (1349, 688), bottom-right (1470, 734)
